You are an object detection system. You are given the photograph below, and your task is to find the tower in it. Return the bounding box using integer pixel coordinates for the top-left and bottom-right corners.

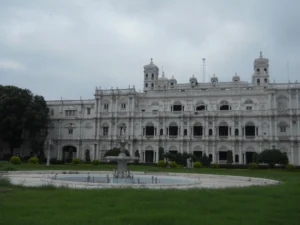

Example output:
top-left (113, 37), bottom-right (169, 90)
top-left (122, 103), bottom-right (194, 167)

top-left (143, 58), bottom-right (159, 92)
top-left (252, 52), bottom-right (270, 87)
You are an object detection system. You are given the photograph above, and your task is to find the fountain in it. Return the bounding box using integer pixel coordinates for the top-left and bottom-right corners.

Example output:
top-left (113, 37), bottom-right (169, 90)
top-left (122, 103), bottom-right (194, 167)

top-left (105, 129), bottom-right (138, 179)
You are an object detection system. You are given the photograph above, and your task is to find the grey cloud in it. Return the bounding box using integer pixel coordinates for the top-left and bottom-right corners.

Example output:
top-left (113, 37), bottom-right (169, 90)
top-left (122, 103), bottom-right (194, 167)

top-left (0, 0), bottom-right (300, 100)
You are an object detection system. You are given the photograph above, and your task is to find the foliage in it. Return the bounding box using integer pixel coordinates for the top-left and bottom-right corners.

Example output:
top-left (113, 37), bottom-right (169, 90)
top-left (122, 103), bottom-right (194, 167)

top-left (28, 157), bottom-right (39, 164)
top-left (157, 160), bottom-right (165, 167)
top-left (10, 156), bottom-right (21, 165)
top-left (285, 164), bottom-right (296, 171)
top-left (259, 149), bottom-right (289, 167)
top-left (226, 150), bottom-right (233, 164)
top-left (1, 165), bottom-right (18, 171)
top-left (193, 161), bottom-right (202, 168)
top-left (85, 150), bottom-right (91, 163)
top-left (211, 163), bottom-right (219, 168)
top-left (104, 148), bottom-right (130, 157)
top-left (134, 150), bottom-right (140, 164)
top-left (247, 163), bottom-right (258, 170)
top-left (0, 85), bottom-right (50, 156)
top-left (163, 152), bottom-right (174, 162)
top-left (169, 161), bottom-right (177, 168)
top-left (91, 160), bottom-right (100, 165)
top-left (199, 154), bottom-right (211, 167)
top-left (252, 152), bottom-right (259, 163)
top-left (174, 152), bottom-right (193, 166)
top-left (72, 158), bottom-right (80, 165)
top-left (158, 147), bottom-right (164, 160)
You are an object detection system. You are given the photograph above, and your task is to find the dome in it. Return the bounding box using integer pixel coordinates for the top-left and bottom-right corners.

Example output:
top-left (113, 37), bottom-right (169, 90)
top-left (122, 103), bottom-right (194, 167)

top-left (232, 72), bottom-right (240, 82)
top-left (144, 58), bottom-right (159, 71)
top-left (254, 52), bottom-right (269, 64)
top-left (159, 71), bottom-right (168, 81)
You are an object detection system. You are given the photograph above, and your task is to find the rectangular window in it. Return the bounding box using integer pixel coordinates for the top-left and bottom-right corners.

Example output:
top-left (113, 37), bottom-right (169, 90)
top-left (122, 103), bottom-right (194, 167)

top-left (87, 108), bottom-right (91, 115)
top-left (280, 126), bottom-right (286, 132)
top-left (68, 128), bottom-right (73, 134)
top-left (65, 110), bottom-right (76, 116)
top-left (121, 103), bottom-right (126, 109)
top-left (50, 109), bottom-right (54, 116)
top-left (104, 104), bottom-right (109, 110)
top-left (246, 106), bottom-right (252, 111)
top-left (103, 127), bottom-right (109, 136)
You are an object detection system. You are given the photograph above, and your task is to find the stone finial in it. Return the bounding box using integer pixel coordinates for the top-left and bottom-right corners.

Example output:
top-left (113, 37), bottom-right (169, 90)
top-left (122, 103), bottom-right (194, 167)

top-left (260, 51), bottom-right (263, 58)
top-left (150, 58), bottom-right (153, 64)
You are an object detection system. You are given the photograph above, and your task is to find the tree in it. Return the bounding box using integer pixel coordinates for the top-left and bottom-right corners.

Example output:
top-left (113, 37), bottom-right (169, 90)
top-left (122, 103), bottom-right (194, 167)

top-left (134, 150), bottom-right (140, 164)
top-left (85, 149), bottom-right (91, 162)
top-left (200, 154), bottom-right (211, 167)
top-left (0, 85), bottom-right (49, 156)
top-left (252, 152), bottom-right (259, 163)
top-left (226, 150), bottom-right (233, 164)
top-left (259, 149), bottom-right (289, 167)
top-left (158, 147), bottom-right (164, 160)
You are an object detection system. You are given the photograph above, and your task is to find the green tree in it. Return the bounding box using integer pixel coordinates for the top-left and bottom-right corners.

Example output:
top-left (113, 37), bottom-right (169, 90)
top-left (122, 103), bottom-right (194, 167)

top-left (158, 147), bottom-right (164, 160)
top-left (134, 150), bottom-right (140, 164)
top-left (200, 154), bottom-right (211, 167)
top-left (227, 150), bottom-right (233, 164)
top-left (259, 149), bottom-right (289, 167)
top-left (0, 85), bottom-right (49, 156)
top-left (104, 148), bottom-right (130, 157)
top-left (252, 152), bottom-right (259, 163)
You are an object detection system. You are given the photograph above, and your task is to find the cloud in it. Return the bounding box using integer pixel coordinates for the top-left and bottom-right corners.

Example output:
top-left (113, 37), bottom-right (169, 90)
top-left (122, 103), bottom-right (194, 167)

top-left (0, 0), bottom-right (300, 99)
top-left (0, 60), bottom-right (24, 70)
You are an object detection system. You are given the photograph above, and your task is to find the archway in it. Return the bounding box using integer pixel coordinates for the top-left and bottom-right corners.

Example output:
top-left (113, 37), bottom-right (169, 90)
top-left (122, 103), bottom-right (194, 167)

top-left (145, 146), bottom-right (154, 163)
top-left (62, 145), bottom-right (77, 162)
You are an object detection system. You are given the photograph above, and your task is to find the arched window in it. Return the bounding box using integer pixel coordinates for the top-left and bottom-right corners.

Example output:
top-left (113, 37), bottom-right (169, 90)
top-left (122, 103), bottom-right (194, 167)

top-left (145, 122), bottom-right (154, 136)
top-left (160, 129), bottom-right (163, 136)
top-left (220, 100), bottom-right (230, 110)
top-left (209, 129), bottom-right (213, 136)
top-left (184, 129), bottom-right (187, 136)
top-left (173, 101), bottom-right (183, 112)
top-left (145, 83), bottom-right (148, 87)
top-left (235, 128), bottom-right (239, 136)
top-left (196, 105), bottom-right (205, 111)
top-left (151, 83), bottom-right (154, 88)
top-left (151, 74), bottom-right (154, 79)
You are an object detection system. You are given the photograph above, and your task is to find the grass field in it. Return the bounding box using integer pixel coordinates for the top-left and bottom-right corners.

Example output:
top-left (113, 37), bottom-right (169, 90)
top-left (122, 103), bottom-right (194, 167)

top-left (1, 162), bottom-right (300, 225)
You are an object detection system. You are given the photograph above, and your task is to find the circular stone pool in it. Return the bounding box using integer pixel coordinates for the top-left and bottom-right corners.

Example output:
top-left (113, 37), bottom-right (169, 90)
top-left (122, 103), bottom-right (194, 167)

top-left (3, 171), bottom-right (280, 189)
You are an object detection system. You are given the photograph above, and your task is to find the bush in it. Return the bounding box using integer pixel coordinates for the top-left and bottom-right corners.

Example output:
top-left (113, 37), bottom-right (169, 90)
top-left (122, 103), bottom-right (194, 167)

top-left (104, 148), bottom-right (130, 157)
top-left (248, 163), bottom-right (258, 170)
top-left (28, 157), bottom-right (39, 164)
top-left (157, 160), bottom-right (165, 167)
top-left (193, 161), bottom-right (202, 168)
top-left (72, 158), bottom-right (80, 164)
top-left (10, 156), bottom-right (21, 165)
top-left (2, 165), bottom-right (18, 171)
top-left (199, 154), bottom-right (211, 167)
top-left (286, 164), bottom-right (296, 171)
top-left (169, 161), bottom-right (177, 168)
top-left (92, 160), bottom-right (100, 165)
top-left (211, 163), bottom-right (219, 168)
top-left (259, 149), bottom-right (289, 167)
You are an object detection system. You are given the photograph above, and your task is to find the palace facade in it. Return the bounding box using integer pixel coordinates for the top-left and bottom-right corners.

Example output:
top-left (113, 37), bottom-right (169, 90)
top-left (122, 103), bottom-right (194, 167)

top-left (5, 52), bottom-right (300, 165)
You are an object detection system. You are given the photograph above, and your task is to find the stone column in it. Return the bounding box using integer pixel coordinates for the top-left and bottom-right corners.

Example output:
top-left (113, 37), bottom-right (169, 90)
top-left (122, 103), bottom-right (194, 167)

top-left (239, 142), bottom-right (242, 164)
top-left (274, 117), bottom-right (278, 140)
top-left (154, 151), bottom-right (156, 163)
top-left (213, 143), bottom-right (216, 163)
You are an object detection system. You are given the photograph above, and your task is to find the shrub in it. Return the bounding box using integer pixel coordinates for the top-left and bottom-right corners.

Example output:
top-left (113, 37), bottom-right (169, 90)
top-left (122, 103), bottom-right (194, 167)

top-left (286, 164), bottom-right (296, 171)
top-left (248, 163), bottom-right (258, 170)
top-left (104, 148), bottom-right (130, 157)
top-left (211, 163), bottom-right (219, 168)
top-left (72, 158), bottom-right (80, 164)
top-left (10, 156), bottom-right (21, 165)
top-left (92, 160), bottom-right (100, 165)
top-left (28, 157), bottom-right (39, 164)
top-left (157, 160), bottom-right (165, 167)
top-left (158, 147), bottom-right (164, 161)
top-left (3, 165), bottom-right (18, 171)
top-left (226, 150), bottom-right (233, 164)
top-left (199, 154), bottom-right (211, 167)
top-left (169, 161), bottom-right (177, 168)
top-left (259, 149), bottom-right (289, 167)
top-left (193, 161), bottom-right (202, 168)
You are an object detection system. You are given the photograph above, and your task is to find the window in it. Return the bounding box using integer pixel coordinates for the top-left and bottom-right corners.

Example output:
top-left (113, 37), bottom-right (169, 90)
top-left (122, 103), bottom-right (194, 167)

top-left (145, 83), bottom-right (148, 87)
top-left (121, 103), bottom-right (126, 109)
top-left (196, 105), bottom-right (205, 111)
top-left (264, 78), bottom-right (268, 83)
top-left (50, 109), bottom-right (54, 116)
top-left (264, 68), bottom-right (267, 72)
top-left (65, 110), bottom-right (76, 116)
top-left (151, 83), bottom-right (154, 89)
top-left (103, 127), bottom-right (109, 136)
top-left (87, 108), bottom-right (91, 115)
top-left (160, 129), bottom-right (163, 135)
top-left (209, 129), bottom-right (213, 136)
top-left (246, 106), bottom-right (252, 110)
top-left (145, 74), bottom-right (148, 79)
top-left (280, 126), bottom-right (286, 132)
top-left (151, 74), bottom-right (154, 80)
top-left (257, 79), bottom-right (260, 84)
top-left (104, 104), bottom-right (109, 110)
top-left (68, 128), bottom-right (73, 134)
top-left (257, 68), bottom-right (260, 72)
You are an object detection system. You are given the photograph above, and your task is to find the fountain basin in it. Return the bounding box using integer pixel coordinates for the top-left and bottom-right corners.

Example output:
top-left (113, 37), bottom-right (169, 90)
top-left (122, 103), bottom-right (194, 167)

top-left (3, 171), bottom-right (281, 189)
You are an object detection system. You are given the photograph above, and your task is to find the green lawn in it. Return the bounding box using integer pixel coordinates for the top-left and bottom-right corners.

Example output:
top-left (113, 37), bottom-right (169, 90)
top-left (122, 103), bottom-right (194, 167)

top-left (1, 163), bottom-right (300, 225)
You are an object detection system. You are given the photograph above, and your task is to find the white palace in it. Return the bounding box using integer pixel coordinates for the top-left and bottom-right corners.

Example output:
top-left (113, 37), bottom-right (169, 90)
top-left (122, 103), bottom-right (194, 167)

top-left (42, 53), bottom-right (300, 165)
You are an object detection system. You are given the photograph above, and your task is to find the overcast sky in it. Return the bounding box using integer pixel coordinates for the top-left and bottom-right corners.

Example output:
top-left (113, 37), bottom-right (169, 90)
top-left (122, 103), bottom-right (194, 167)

top-left (0, 0), bottom-right (299, 100)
